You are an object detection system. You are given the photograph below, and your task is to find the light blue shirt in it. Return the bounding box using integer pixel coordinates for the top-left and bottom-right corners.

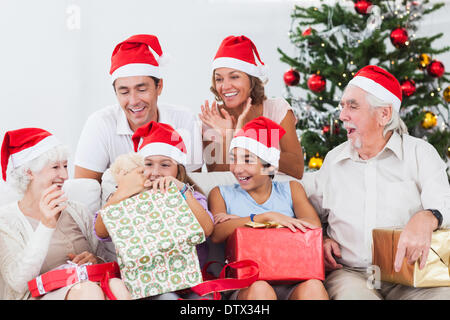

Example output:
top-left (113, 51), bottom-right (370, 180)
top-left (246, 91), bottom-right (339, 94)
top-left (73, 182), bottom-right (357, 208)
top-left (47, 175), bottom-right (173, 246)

top-left (218, 181), bottom-right (294, 218)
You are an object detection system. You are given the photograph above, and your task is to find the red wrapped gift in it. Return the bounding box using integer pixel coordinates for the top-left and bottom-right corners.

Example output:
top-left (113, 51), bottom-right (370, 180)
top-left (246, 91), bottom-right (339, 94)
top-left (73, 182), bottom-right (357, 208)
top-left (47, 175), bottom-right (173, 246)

top-left (225, 227), bottom-right (324, 283)
top-left (28, 261), bottom-right (121, 298)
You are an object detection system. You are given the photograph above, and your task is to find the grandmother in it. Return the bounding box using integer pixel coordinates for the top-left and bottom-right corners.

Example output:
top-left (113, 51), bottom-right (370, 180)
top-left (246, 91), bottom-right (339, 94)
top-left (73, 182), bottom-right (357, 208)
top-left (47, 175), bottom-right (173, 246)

top-left (0, 128), bottom-right (130, 300)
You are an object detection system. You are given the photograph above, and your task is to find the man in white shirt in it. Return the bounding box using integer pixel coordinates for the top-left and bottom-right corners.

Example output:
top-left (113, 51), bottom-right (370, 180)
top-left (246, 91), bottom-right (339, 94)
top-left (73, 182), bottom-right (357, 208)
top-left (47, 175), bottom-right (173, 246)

top-left (74, 34), bottom-right (203, 183)
top-left (310, 65), bottom-right (450, 300)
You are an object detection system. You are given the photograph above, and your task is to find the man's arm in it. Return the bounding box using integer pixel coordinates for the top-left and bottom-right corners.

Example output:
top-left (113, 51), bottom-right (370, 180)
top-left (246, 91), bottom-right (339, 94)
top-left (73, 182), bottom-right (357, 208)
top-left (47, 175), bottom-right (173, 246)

top-left (73, 108), bottom-right (113, 183)
top-left (394, 210), bottom-right (438, 272)
top-left (394, 140), bottom-right (449, 272)
top-left (74, 165), bottom-right (103, 184)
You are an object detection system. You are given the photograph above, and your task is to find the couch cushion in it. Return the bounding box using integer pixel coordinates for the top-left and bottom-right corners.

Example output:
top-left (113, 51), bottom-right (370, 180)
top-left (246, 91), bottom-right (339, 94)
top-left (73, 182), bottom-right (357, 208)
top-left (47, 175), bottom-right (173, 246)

top-left (63, 178), bottom-right (101, 214)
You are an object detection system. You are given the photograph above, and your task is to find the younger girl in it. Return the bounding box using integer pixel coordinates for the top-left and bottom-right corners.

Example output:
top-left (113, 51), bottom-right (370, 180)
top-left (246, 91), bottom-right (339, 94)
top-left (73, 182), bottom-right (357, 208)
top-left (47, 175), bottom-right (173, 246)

top-left (94, 121), bottom-right (214, 299)
top-left (208, 117), bottom-right (329, 300)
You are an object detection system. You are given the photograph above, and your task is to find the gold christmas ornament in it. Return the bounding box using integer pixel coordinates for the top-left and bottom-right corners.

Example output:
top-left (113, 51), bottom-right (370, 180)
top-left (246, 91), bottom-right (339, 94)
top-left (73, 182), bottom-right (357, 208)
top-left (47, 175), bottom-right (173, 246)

top-left (308, 154), bottom-right (323, 170)
top-left (447, 146), bottom-right (450, 158)
top-left (418, 53), bottom-right (431, 70)
top-left (443, 86), bottom-right (450, 103)
top-left (421, 111), bottom-right (437, 129)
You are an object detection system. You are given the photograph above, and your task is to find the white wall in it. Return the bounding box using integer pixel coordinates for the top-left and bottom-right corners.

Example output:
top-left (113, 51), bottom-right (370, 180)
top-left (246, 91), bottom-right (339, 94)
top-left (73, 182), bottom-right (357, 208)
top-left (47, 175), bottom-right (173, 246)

top-left (0, 0), bottom-right (449, 185)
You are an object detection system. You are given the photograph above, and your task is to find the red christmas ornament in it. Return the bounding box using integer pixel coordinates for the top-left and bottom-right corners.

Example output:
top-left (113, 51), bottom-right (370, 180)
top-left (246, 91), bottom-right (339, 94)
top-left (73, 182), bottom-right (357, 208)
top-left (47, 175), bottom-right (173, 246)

top-left (283, 69), bottom-right (300, 86)
top-left (354, 0), bottom-right (372, 15)
top-left (307, 74), bottom-right (326, 92)
top-left (322, 124), bottom-right (340, 135)
top-left (302, 27), bottom-right (313, 36)
top-left (400, 79), bottom-right (416, 97)
top-left (390, 27), bottom-right (409, 48)
top-left (427, 60), bottom-right (445, 78)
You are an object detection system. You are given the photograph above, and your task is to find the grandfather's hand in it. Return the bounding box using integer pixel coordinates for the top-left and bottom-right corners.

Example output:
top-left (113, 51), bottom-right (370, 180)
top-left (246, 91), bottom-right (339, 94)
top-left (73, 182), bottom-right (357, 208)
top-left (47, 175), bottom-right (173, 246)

top-left (394, 210), bottom-right (438, 272)
top-left (323, 237), bottom-right (343, 272)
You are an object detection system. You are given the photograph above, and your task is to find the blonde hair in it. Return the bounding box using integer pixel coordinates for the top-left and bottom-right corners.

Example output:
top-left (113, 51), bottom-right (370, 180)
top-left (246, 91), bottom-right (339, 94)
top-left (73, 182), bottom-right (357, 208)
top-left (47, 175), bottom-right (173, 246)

top-left (110, 153), bottom-right (145, 182)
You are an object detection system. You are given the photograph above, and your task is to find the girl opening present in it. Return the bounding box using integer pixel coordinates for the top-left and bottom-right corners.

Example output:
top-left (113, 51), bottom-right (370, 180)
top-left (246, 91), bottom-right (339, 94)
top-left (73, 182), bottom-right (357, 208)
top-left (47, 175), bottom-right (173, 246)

top-left (94, 121), bottom-right (214, 299)
top-left (208, 116), bottom-right (329, 300)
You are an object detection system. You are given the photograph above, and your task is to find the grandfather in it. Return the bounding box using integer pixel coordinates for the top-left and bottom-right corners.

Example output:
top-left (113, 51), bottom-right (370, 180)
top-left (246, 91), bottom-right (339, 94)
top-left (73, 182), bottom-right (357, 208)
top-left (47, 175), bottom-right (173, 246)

top-left (74, 34), bottom-right (203, 183)
top-left (310, 65), bottom-right (450, 300)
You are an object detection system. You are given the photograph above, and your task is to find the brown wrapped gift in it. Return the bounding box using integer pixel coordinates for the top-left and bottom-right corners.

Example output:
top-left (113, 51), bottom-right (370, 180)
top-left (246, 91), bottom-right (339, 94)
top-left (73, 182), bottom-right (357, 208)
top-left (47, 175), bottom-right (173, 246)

top-left (372, 228), bottom-right (450, 287)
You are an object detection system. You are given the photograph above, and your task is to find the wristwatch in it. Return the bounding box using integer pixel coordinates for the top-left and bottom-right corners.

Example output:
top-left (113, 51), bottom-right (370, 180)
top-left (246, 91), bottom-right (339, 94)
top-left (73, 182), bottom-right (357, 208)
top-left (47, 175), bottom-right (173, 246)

top-left (426, 209), bottom-right (443, 230)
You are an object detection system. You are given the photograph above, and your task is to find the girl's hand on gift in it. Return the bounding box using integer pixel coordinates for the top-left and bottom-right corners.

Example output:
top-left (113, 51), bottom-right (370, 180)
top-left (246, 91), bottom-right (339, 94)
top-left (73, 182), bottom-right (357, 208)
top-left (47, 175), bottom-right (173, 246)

top-left (150, 176), bottom-right (184, 193)
top-left (39, 184), bottom-right (68, 229)
top-left (262, 212), bottom-right (316, 232)
top-left (68, 252), bottom-right (99, 265)
top-left (213, 212), bottom-right (240, 224)
top-left (323, 237), bottom-right (343, 271)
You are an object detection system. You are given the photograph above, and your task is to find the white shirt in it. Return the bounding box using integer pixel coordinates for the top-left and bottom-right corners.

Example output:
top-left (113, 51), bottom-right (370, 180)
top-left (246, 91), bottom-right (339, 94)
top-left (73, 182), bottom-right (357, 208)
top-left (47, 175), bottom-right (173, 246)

top-left (309, 132), bottom-right (450, 268)
top-left (262, 97), bottom-right (296, 125)
top-left (74, 104), bottom-right (204, 173)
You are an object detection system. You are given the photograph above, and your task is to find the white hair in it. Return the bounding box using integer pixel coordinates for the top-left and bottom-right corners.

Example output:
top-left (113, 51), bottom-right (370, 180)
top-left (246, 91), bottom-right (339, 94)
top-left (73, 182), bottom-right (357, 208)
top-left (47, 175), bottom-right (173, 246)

top-left (365, 90), bottom-right (409, 137)
top-left (6, 144), bottom-right (69, 196)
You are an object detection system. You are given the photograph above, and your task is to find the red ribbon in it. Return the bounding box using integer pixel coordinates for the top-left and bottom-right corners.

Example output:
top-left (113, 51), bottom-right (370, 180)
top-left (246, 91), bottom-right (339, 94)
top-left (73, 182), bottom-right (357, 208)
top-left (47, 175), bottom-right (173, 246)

top-left (190, 259), bottom-right (259, 299)
top-left (28, 262), bottom-right (121, 298)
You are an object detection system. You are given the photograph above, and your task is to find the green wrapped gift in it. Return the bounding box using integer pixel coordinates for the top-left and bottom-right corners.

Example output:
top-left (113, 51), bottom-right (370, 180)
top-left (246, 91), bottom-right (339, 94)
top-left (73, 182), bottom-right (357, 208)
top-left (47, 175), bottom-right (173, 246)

top-left (100, 182), bottom-right (205, 299)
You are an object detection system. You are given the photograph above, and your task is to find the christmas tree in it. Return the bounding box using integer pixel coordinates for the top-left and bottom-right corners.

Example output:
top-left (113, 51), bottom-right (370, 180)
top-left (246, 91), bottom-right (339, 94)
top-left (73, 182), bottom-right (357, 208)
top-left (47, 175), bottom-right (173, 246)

top-left (278, 0), bottom-right (450, 171)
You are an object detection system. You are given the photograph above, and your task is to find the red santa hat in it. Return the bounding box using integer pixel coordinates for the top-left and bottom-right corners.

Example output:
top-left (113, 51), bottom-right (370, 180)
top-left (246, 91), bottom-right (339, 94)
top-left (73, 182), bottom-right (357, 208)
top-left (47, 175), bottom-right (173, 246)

top-left (110, 34), bottom-right (167, 83)
top-left (132, 121), bottom-right (187, 165)
top-left (1, 128), bottom-right (61, 181)
top-left (347, 65), bottom-right (402, 111)
top-left (212, 35), bottom-right (268, 83)
top-left (230, 117), bottom-right (286, 167)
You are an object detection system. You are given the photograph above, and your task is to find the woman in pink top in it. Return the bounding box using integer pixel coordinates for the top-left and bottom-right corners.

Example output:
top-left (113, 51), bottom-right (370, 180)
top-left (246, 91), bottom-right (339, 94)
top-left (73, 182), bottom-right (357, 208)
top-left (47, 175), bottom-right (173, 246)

top-left (199, 35), bottom-right (304, 179)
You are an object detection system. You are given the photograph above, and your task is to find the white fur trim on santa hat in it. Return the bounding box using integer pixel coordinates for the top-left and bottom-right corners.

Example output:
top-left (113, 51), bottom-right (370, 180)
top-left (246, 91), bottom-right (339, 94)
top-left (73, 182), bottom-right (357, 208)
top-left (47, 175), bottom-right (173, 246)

top-left (348, 76), bottom-right (401, 111)
top-left (10, 135), bottom-right (61, 169)
top-left (212, 57), bottom-right (267, 83)
top-left (229, 135), bottom-right (280, 167)
top-left (138, 142), bottom-right (187, 166)
top-left (111, 63), bottom-right (161, 83)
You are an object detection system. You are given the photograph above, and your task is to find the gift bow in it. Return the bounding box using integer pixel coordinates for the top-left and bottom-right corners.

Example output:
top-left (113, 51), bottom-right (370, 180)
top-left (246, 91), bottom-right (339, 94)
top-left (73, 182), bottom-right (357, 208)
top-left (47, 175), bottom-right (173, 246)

top-left (34, 261), bottom-right (93, 295)
top-left (64, 261), bottom-right (93, 284)
top-left (245, 221), bottom-right (284, 229)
